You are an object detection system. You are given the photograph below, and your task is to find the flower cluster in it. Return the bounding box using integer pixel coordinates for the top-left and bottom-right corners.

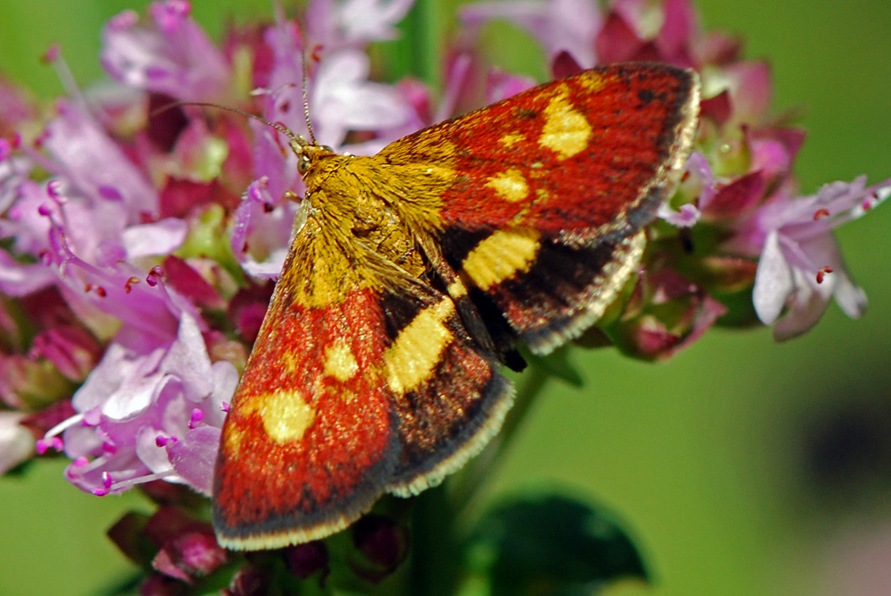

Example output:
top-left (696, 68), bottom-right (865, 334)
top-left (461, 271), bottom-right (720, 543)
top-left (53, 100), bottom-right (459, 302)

top-left (464, 0), bottom-right (889, 355)
top-left (0, 0), bottom-right (886, 590)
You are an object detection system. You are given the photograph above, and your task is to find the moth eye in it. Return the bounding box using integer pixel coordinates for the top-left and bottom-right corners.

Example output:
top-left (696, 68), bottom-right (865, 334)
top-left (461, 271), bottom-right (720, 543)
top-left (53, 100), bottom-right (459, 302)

top-left (297, 154), bottom-right (311, 175)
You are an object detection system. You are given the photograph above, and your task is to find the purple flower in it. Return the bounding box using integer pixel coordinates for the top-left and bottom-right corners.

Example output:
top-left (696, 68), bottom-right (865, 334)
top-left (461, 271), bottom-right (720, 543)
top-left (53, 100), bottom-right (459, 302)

top-left (306, 0), bottom-right (415, 48)
top-left (461, 0), bottom-right (602, 67)
top-left (1, 0), bottom-right (446, 504)
top-left (53, 312), bottom-right (236, 496)
top-left (258, 20), bottom-right (416, 154)
top-left (101, 0), bottom-right (230, 101)
top-left (152, 523), bottom-right (228, 583)
top-left (741, 179), bottom-right (891, 339)
top-left (310, 49), bottom-right (415, 151)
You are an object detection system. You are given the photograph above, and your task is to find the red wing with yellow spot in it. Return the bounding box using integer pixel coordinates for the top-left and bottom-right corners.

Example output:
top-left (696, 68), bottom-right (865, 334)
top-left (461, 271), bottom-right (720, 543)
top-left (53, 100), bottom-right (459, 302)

top-left (382, 64), bottom-right (699, 353)
top-left (214, 287), bottom-right (398, 548)
top-left (214, 239), bottom-right (512, 549)
top-left (380, 64), bottom-right (698, 239)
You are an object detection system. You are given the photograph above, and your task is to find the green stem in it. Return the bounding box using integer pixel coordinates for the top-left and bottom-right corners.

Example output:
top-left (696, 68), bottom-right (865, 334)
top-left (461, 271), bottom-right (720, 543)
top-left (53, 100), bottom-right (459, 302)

top-left (386, 0), bottom-right (444, 92)
top-left (408, 483), bottom-right (459, 596)
top-left (450, 362), bottom-right (551, 518)
top-left (408, 364), bottom-right (551, 594)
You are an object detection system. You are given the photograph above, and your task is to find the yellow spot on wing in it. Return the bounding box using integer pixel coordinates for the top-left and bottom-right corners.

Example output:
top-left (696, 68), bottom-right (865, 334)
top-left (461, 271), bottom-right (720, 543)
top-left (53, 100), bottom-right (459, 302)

top-left (486, 168), bottom-right (529, 203)
top-left (324, 341), bottom-right (359, 382)
top-left (384, 298), bottom-right (455, 395)
top-left (539, 94), bottom-right (591, 160)
top-left (223, 425), bottom-right (245, 455)
top-left (499, 133), bottom-right (526, 147)
top-left (577, 71), bottom-right (606, 92)
top-left (259, 389), bottom-right (316, 444)
top-left (462, 229), bottom-right (541, 290)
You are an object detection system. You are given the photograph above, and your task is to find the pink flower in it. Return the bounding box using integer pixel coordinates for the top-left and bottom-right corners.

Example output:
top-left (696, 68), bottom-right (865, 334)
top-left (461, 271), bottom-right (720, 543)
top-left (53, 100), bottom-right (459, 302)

top-left (744, 179), bottom-right (891, 339)
top-left (461, 0), bottom-right (602, 67)
top-left (56, 312), bottom-right (236, 496)
top-left (101, 0), bottom-right (230, 101)
top-left (306, 0), bottom-right (415, 48)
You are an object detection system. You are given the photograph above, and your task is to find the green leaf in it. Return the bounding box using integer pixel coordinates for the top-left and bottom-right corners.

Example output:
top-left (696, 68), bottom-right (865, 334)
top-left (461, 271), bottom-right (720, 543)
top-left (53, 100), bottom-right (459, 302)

top-left (465, 493), bottom-right (648, 595)
top-left (531, 346), bottom-right (584, 387)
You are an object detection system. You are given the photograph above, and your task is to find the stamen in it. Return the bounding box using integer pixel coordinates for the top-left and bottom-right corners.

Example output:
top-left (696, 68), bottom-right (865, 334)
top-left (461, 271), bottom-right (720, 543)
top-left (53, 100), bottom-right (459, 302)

top-left (92, 471), bottom-right (114, 496)
top-left (156, 433), bottom-right (178, 447)
top-left (189, 408), bottom-right (205, 430)
top-left (146, 265), bottom-right (164, 287)
top-left (43, 412), bottom-right (85, 439)
top-left (35, 436), bottom-right (64, 455)
top-left (46, 179), bottom-right (65, 203)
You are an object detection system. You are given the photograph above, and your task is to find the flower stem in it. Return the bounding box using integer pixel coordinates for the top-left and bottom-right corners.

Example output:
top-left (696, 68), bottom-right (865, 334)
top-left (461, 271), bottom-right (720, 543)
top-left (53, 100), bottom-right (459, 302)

top-left (408, 482), bottom-right (460, 596)
top-left (406, 361), bottom-right (551, 593)
top-left (450, 361), bottom-right (551, 516)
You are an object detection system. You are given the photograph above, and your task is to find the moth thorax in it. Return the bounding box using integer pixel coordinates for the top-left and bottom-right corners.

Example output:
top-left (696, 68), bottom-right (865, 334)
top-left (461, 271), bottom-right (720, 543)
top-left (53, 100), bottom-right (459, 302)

top-left (350, 203), bottom-right (426, 278)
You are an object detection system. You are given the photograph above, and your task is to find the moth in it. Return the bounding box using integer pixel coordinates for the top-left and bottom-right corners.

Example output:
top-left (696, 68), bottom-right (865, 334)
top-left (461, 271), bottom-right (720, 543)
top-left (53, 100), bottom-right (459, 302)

top-left (213, 63), bottom-right (699, 550)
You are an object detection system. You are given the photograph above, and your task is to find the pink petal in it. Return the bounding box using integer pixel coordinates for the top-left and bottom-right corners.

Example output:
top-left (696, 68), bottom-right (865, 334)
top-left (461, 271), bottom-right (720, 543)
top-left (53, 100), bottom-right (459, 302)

top-left (168, 425), bottom-right (220, 495)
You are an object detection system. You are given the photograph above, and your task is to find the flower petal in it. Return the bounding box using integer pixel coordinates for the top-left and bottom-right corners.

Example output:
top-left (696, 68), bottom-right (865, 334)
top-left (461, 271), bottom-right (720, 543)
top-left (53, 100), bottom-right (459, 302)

top-left (753, 230), bottom-right (793, 325)
top-left (168, 425), bottom-right (220, 496)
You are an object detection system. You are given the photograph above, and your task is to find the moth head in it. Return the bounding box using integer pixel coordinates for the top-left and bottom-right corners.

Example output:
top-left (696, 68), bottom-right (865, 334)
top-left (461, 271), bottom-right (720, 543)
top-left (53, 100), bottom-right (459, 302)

top-left (290, 138), bottom-right (335, 176)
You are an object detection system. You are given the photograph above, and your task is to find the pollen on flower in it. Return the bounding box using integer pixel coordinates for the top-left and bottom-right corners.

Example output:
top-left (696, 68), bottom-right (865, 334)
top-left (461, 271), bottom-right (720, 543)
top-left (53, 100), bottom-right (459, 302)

top-left (92, 472), bottom-right (114, 496)
top-left (84, 284), bottom-right (108, 297)
top-left (35, 436), bottom-right (64, 455)
top-left (124, 276), bottom-right (140, 293)
top-left (46, 179), bottom-right (64, 201)
top-left (189, 408), bottom-right (204, 429)
top-left (816, 266), bottom-right (833, 284)
top-left (813, 208), bottom-right (830, 220)
top-left (156, 434), bottom-right (178, 447)
top-left (146, 266), bottom-right (164, 286)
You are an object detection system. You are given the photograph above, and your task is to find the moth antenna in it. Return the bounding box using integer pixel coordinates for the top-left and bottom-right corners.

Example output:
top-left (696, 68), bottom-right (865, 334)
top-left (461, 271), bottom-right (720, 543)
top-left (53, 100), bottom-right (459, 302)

top-left (300, 39), bottom-right (316, 144)
top-left (151, 100), bottom-right (309, 151)
top-left (265, 10), bottom-right (315, 146)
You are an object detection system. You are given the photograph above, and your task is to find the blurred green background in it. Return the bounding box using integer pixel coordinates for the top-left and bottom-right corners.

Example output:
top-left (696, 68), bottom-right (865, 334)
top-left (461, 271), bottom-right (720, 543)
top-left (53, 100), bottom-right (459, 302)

top-left (1, 1), bottom-right (890, 594)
